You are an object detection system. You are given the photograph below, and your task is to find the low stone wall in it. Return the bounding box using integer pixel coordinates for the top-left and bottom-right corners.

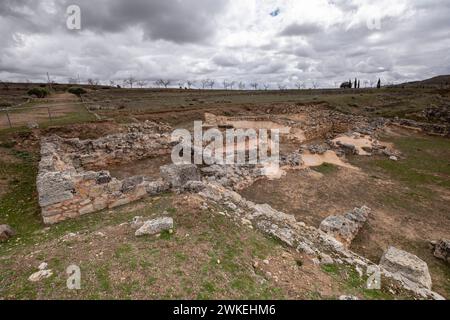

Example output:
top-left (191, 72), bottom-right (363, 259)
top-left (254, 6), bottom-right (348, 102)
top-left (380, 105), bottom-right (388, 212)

top-left (37, 122), bottom-right (173, 224)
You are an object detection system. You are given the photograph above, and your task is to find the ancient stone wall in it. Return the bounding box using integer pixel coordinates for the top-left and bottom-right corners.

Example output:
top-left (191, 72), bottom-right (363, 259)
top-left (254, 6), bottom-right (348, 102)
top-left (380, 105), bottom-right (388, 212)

top-left (37, 122), bottom-right (173, 224)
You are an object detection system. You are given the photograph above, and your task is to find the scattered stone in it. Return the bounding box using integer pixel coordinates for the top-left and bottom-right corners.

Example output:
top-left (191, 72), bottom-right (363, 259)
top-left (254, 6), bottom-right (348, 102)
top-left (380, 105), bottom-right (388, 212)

top-left (135, 217), bottom-right (174, 237)
top-left (38, 262), bottom-right (48, 270)
top-left (319, 253), bottom-right (334, 265)
top-left (389, 156), bottom-right (398, 161)
top-left (380, 247), bottom-right (432, 290)
top-left (160, 164), bottom-right (201, 188)
top-left (28, 269), bottom-right (53, 282)
top-left (308, 144), bottom-right (330, 155)
top-left (27, 122), bottom-right (39, 129)
top-left (182, 180), bottom-right (206, 193)
top-left (297, 241), bottom-right (315, 255)
top-left (432, 239), bottom-right (450, 263)
top-left (0, 224), bottom-right (16, 241)
top-left (320, 206), bottom-right (370, 247)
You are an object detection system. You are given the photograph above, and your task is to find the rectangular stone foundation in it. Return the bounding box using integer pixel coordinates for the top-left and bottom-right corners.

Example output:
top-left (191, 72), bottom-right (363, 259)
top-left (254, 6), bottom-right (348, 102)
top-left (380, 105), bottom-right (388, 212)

top-left (37, 122), bottom-right (173, 224)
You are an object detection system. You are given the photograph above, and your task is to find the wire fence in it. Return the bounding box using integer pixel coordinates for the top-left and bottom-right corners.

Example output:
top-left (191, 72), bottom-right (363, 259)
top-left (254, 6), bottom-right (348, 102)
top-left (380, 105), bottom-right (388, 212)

top-left (0, 98), bottom-right (101, 129)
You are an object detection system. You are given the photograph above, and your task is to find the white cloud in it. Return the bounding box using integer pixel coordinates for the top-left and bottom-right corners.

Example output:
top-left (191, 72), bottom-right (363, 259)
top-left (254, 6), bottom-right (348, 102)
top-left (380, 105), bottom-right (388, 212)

top-left (0, 0), bottom-right (448, 87)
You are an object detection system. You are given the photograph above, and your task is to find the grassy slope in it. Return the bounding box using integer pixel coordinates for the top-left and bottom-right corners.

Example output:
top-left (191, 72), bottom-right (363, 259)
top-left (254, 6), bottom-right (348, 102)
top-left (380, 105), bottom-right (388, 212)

top-left (350, 133), bottom-right (450, 297)
top-left (0, 147), bottom-right (408, 300)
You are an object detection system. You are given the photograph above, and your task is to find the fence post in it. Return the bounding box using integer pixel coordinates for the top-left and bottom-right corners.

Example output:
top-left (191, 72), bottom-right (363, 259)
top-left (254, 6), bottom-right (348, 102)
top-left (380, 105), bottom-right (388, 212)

top-left (47, 107), bottom-right (52, 121)
top-left (5, 108), bottom-right (12, 128)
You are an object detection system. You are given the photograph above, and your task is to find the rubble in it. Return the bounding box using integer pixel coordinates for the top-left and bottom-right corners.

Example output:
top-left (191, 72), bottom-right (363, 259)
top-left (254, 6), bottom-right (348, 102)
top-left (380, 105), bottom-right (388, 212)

top-left (319, 206), bottom-right (371, 247)
top-left (432, 239), bottom-right (450, 263)
top-left (195, 181), bottom-right (442, 299)
top-left (28, 263), bottom-right (53, 282)
top-left (160, 164), bottom-right (201, 189)
top-left (135, 217), bottom-right (174, 237)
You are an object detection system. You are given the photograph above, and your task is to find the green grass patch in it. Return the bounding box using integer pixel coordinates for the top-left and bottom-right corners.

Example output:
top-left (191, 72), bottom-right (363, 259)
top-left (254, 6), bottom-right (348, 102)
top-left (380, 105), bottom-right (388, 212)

top-left (312, 163), bottom-right (338, 175)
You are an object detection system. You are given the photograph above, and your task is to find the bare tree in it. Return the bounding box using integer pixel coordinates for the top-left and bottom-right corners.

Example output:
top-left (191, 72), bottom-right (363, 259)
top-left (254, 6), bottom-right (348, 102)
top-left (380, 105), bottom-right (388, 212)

top-left (229, 81), bottom-right (236, 90)
top-left (223, 80), bottom-right (230, 90)
top-left (238, 82), bottom-right (246, 90)
top-left (263, 83), bottom-right (270, 90)
top-left (278, 84), bottom-right (287, 91)
top-left (46, 72), bottom-right (53, 90)
top-left (208, 79), bottom-right (215, 89)
top-left (137, 80), bottom-right (148, 88)
top-left (186, 80), bottom-right (195, 89)
top-left (295, 82), bottom-right (305, 90)
top-left (311, 81), bottom-right (319, 89)
top-left (155, 79), bottom-right (171, 88)
top-left (201, 79), bottom-right (210, 89)
top-left (249, 82), bottom-right (258, 90)
top-left (123, 76), bottom-right (136, 88)
top-left (87, 78), bottom-right (100, 87)
top-left (109, 80), bottom-right (116, 87)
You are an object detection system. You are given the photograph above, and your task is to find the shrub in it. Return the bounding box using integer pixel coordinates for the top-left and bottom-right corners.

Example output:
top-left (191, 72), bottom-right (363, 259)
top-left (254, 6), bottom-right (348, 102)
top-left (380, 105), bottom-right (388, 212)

top-left (67, 87), bottom-right (87, 97)
top-left (27, 87), bottom-right (50, 98)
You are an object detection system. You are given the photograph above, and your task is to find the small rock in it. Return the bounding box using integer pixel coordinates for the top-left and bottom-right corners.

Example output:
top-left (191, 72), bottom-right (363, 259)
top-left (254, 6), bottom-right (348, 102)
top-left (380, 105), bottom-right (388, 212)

top-left (38, 262), bottom-right (48, 270)
top-left (320, 253), bottom-right (334, 265)
top-left (263, 259), bottom-right (270, 265)
top-left (135, 217), bottom-right (174, 237)
top-left (27, 122), bottom-right (39, 129)
top-left (0, 224), bottom-right (16, 242)
top-left (130, 216), bottom-right (145, 229)
top-left (389, 156), bottom-right (398, 161)
top-left (432, 239), bottom-right (450, 263)
top-left (28, 269), bottom-right (53, 282)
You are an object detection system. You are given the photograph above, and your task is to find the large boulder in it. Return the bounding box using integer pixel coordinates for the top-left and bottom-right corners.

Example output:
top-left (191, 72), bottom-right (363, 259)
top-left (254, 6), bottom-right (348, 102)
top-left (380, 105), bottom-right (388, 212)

top-left (0, 224), bottom-right (16, 241)
top-left (380, 247), bottom-right (432, 290)
top-left (135, 217), bottom-right (174, 237)
top-left (160, 164), bottom-right (200, 188)
top-left (432, 239), bottom-right (450, 263)
top-left (319, 206), bottom-right (370, 247)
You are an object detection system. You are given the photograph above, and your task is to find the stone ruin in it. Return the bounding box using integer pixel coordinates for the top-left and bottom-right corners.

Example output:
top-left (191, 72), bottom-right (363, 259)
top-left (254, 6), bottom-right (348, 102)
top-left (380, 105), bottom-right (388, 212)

top-left (33, 113), bottom-right (446, 299)
top-left (37, 121), bottom-right (174, 224)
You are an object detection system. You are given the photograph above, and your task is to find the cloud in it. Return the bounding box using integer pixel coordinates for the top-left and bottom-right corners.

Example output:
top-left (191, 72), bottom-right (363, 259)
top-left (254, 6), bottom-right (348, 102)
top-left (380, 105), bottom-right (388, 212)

top-left (0, 0), bottom-right (449, 87)
top-left (279, 22), bottom-right (323, 37)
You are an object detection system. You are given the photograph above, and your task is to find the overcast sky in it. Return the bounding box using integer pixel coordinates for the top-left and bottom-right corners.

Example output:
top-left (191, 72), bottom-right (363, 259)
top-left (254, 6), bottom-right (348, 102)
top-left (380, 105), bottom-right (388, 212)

top-left (0, 0), bottom-right (449, 88)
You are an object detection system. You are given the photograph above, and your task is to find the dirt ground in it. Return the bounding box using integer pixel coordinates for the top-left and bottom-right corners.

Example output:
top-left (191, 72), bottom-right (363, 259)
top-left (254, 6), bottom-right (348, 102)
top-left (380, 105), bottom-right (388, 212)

top-left (241, 127), bottom-right (450, 297)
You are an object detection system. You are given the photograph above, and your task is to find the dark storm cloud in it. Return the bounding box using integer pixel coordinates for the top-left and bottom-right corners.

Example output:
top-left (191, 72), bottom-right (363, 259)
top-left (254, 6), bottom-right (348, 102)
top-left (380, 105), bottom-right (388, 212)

top-left (60, 0), bottom-right (228, 44)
